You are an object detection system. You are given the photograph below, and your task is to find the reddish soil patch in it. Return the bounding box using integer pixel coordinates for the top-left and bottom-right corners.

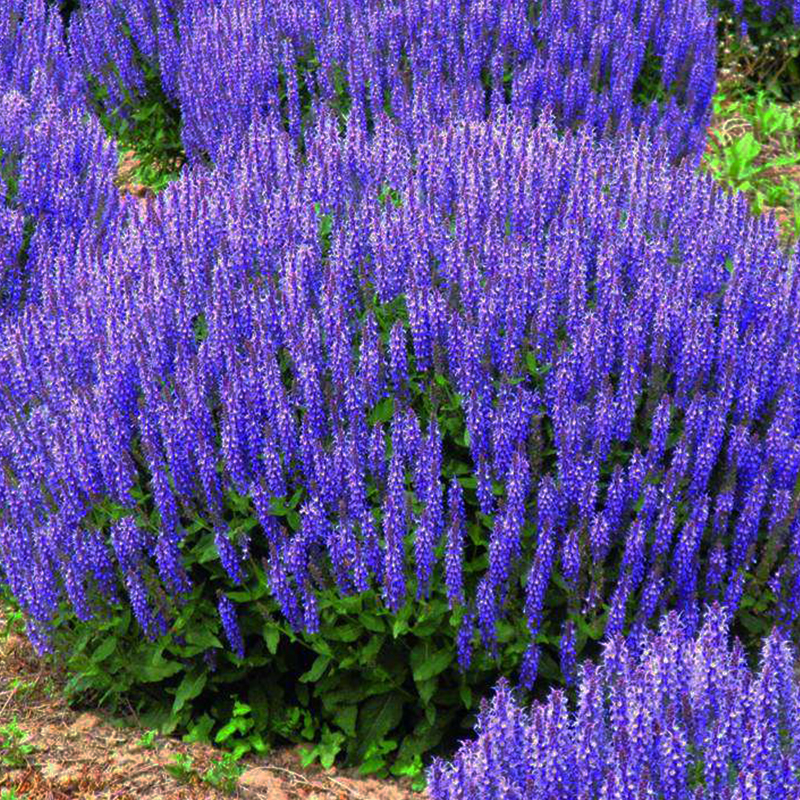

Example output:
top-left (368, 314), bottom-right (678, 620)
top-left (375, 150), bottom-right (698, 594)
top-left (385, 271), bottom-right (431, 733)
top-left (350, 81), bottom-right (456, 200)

top-left (116, 150), bottom-right (152, 201)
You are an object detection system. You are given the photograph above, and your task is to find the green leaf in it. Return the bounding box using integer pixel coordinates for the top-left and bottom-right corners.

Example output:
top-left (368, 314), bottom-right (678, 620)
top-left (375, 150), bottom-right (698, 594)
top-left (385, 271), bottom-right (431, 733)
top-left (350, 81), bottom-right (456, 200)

top-left (369, 397), bottom-right (394, 425)
top-left (411, 616), bottom-right (440, 637)
top-left (397, 719), bottom-right (446, 763)
top-left (138, 657), bottom-right (184, 683)
top-left (286, 488), bottom-right (304, 509)
top-left (392, 602), bottom-right (414, 638)
top-left (326, 622), bottom-right (362, 642)
top-left (359, 738), bottom-right (397, 775)
top-left (299, 655), bottom-right (331, 683)
top-left (416, 677), bottom-right (438, 706)
top-left (263, 625), bottom-right (280, 655)
top-left (233, 700), bottom-right (252, 717)
top-left (360, 633), bottom-right (384, 663)
top-left (740, 610), bottom-right (768, 635)
top-left (332, 704), bottom-right (358, 737)
top-left (183, 714), bottom-right (214, 742)
top-left (215, 720), bottom-right (243, 743)
top-left (459, 685), bottom-right (472, 708)
top-left (184, 627), bottom-right (223, 650)
top-left (575, 614), bottom-right (603, 641)
top-left (361, 614), bottom-right (385, 633)
top-left (537, 651), bottom-right (562, 682)
top-left (173, 670), bottom-right (208, 714)
top-left (410, 643), bottom-right (453, 683)
top-left (91, 637), bottom-right (118, 663)
top-left (357, 694), bottom-right (404, 758)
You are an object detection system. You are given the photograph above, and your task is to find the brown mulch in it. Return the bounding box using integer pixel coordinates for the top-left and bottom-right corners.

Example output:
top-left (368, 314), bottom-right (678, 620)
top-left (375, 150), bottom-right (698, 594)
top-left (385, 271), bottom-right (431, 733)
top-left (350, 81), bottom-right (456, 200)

top-left (0, 605), bottom-right (422, 800)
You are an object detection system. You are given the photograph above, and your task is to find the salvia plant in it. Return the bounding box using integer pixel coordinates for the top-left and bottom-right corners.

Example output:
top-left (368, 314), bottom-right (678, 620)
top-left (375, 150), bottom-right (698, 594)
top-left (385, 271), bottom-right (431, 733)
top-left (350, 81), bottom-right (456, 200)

top-left (427, 606), bottom-right (800, 799)
top-left (0, 1), bottom-right (120, 321)
top-left (68, 0), bottom-right (718, 165)
top-left (0, 103), bottom-right (798, 691)
top-left (1, 0), bottom-right (800, 782)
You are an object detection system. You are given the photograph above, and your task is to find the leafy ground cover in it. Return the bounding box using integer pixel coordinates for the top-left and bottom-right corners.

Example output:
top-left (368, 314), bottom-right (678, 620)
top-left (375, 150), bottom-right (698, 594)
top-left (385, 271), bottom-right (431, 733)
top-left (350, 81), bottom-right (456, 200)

top-left (704, 90), bottom-right (800, 242)
top-left (0, 601), bottom-right (419, 800)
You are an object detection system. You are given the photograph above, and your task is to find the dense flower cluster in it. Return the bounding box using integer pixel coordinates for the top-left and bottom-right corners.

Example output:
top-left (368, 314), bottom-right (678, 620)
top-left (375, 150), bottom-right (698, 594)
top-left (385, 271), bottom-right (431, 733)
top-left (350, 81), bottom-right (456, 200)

top-left (0, 1), bottom-right (120, 322)
top-left (68, 0), bottom-right (717, 163)
top-left (427, 606), bottom-right (800, 799)
top-left (0, 96), bottom-right (798, 681)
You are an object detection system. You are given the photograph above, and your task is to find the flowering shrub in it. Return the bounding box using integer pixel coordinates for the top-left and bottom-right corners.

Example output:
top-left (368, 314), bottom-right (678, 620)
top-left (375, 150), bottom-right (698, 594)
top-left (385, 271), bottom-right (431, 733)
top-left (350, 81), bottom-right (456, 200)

top-left (69, 0), bottom-right (718, 165)
top-left (0, 1), bottom-right (119, 319)
top-left (2, 0), bottom-right (800, 777)
top-left (427, 606), bottom-right (800, 799)
top-left (0, 100), bottom-right (798, 694)
top-left (0, 0), bottom-right (81, 108)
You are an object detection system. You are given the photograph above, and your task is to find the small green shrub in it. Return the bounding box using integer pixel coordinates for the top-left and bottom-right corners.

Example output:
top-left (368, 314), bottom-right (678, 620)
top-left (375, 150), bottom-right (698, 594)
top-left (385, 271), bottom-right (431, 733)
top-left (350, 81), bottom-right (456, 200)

top-left (0, 719), bottom-right (36, 769)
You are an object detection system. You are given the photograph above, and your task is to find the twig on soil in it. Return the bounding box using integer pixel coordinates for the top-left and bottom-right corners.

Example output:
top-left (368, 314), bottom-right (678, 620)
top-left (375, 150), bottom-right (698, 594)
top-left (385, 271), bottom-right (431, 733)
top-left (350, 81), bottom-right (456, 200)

top-left (0, 683), bottom-right (21, 717)
top-left (262, 764), bottom-right (334, 794)
top-left (326, 775), bottom-right (373, 800)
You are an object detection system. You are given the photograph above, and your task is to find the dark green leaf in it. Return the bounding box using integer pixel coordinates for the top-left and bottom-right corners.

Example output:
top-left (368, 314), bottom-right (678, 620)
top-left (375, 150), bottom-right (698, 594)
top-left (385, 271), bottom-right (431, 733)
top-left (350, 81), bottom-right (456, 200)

top-left (263, 625), bottom-right (280, 655)
top-left (356, 694), bottom-right (404, 757)
top-left (326, 622), bottom-right (362, 642)
top-left (299, 655), bottom-right (331, 683)
top-left (392, 602), bottom-right (414, 638)
top-left (416, 677), bottom-right (438, 706)
top-left (91, 637), bottom-right (118, 663)
top-left (332, 704), bottom-right (358, 737)
top-left (410, 643), bottom-right (453, 683)
top-left (172, 670), bottom-right (207, 714)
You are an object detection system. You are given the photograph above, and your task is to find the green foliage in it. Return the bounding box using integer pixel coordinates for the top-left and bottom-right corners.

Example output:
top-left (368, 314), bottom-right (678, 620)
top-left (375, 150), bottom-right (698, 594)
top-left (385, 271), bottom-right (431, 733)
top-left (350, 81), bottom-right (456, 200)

top-left (0, 719), bottom-right (36, 769)
top-left (0, 595), bottom-right (24, 642)
top-left (1, 790), bottom-right (27, 800)
top-left (45, 483), bottom-right (536, 778)
top-left (136, 729), bottom-right (158, 750)
top-left (166, 748), bottom-right (243, 792)
top-left (632, 42), bottom-right (668, 106)
top-left (201, 752), bottom-right (244, 794)
top-left (86, 32), bottom-right (183, 192)
top-left (705, 90), bottom-right (800, 243)
top-left (213, 700), bottom-right (267, 759)
top-left (0, 148), bottom-right (21, 205)
top-left (165, 752), bottom-right (196, 783)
